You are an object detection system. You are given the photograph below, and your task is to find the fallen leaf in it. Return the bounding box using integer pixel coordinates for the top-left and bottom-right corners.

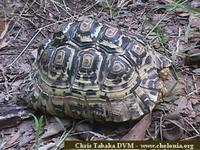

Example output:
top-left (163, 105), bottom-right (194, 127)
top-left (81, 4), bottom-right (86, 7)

top-left (39, 142), bottom-right (55, 150)
top-left (0, 93), bottom-right (6, 103)
top-left (0, 13), bottom-right (6, 35)
top-left (190, 14), bottom-right (200, 29)
top-left (41, 119), bottom-right (71, 139)
top-left (65, 136), bottom-right (80, 141)
top-left (189, 111), bottom-right (196, 118)
top-left (186, 100), bottom-right (193, 111)
top-left (19, 134), bottom-right (35, 147)
top-left (190, 98), bottom-right (199, 105)
top-left (6, 131), bottom-right (21, 146)
top-left (193, 68), bottom-right (200, 75)
top-left (41, 122), bottom-right (65, 139)
top-left (0, 38), bottom-right (9, 49)
top-left (0, 18), bottom-right (9, 49)
top-left (76, 122), bottom-right (93, 140)
top-left (162, 114), bottom-right (184, 140)
top-left (162, 0), bottom-right (173, 3)
top-left (0, 105), bottom-right (33, 130)
top-left (174, 96), bottom-right (188, 111)
top-left (121, 113), bottom-right (152, 140)
top-left (12, 79), bottom-right (24, 91)
top-left (165, 72), bottom-right (186, 96)
top-left (185, 48), bottom-right (200, 67)
top-left (191, 0), bottom-right (200, 8)
top-left (31, 48), bottom-right (38, 59)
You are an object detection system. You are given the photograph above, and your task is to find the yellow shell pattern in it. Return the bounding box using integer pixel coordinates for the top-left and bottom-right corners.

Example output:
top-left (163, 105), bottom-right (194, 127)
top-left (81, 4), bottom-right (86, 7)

top-left (21, 18), bottom-right (171, 122)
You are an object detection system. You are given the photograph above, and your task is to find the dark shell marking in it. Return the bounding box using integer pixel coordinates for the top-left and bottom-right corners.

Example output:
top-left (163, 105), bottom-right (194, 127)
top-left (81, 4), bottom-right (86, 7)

top-left (22, 18), bottom-right (171, 122)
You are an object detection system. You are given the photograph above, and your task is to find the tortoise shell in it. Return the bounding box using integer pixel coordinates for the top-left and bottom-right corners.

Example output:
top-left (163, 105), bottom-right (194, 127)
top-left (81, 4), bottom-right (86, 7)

top-left (21, 18), bottom-right (171, 122)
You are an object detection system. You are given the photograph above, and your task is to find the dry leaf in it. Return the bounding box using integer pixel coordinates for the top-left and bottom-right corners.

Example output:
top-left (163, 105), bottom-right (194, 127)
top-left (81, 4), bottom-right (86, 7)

top-left (174, 96), bottom-right (188, 111)
top-left (193, 68), bottom-right (200, 74)
top-left (12, 79), bottom-right (24, 91)
top-left (121, 113), bottom-right (152, 140)
top-left (19, 134), bottom-right (35, 147)
top-left (162, 114), bottom-right (184, 140)
top-left (189, 111), bottom-right (196, 118)
top-left (41, 122), bottom-right (65, 139)
top-left (6, 131), bottom-right (21, 146)
top-left (190, 98), bottom-right (199, 105)
top-left (0, 38), bottom-right (9, 49)
top-left (0, 12), bottom-right (6, 34)
top-left (0, 21), bottom-right (8, 40)
top-left (76, 123), bottom-right (93, 140)
top-left (38, 142), bottom-right (55, 150)
top-left (191, 0), bottom-right (200, 8)
top-left (0, 106), bottom-right (32, 130)
top-left (0, 21), bottom-right (9, 49)
top-left (41, 119), bottom-right (71, 139)
top-left (190, 14), bottom-right (200, 29)
top-left (162, 0), bottom-right (173, 3)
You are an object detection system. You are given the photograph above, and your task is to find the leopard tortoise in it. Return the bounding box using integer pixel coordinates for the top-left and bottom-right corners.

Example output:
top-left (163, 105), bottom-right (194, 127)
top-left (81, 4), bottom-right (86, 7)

top-left (20, 18), bottom-right (171, 122)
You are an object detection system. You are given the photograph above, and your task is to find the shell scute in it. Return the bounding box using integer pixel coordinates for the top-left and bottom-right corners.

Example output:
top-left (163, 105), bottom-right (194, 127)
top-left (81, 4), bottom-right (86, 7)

top-left (21, 18), bottom-right (171, 122)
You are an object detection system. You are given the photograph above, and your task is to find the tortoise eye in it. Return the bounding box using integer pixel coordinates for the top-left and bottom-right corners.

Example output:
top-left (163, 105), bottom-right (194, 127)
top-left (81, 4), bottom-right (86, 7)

top-left (53, 50), bottom-right (65, 65)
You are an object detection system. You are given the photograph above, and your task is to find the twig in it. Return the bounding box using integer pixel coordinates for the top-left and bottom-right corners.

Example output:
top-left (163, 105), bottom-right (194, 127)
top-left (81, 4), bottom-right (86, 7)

top-left (7, 17), bottom-right (73, 67)
top-left (7, 0), bottom-right (29, 36)
top-left (49, 0), bottom-right (74, 18)
top-left (181, 134), bottom-right (200, 140)
top-left (159, 114), bottom-right (163, 141)
top-left (192, 75), bottom-right (198, 95)
top-left (51, 1), bottom-right (61, 15)
top-left (188, 86), bottom-right (200, 96)
top-left (31, 1), bottom-right (61, 20)
top-left (19, 16), bottom-right (47, 38)
top-left (0, 65), bottom-right (9, 94)
top-left (172, 26), bottom-right (182, 62)
top-left (90, 131), bottom-right (113, 140)
top-left (184, 15), bottom-right (191, 43)
top-left (183, 118), bottom-right (200, 135)
top-left (13, 27), bottom-right (22, 40)
top-left (62, 0), bottom-right (68, 10)
top-left (7, 30), bottom-right (40, 67)
top-left (69, 131), bottom-right (113, 140)
top-left (145, 12), bottom-right (169, 39)
top-left (82, 1), bottom-right (100, 14)
top-left (145, 0), bottom-right (188, 39)
top-left (0, 142), bottom-right (6, 150)
top-left (55, 126), bottom-right (74, 150)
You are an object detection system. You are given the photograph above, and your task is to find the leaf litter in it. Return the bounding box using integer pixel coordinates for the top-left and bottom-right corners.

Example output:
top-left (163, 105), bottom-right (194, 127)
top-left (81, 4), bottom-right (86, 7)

top-left (0, 0), bottom-right (200, 149)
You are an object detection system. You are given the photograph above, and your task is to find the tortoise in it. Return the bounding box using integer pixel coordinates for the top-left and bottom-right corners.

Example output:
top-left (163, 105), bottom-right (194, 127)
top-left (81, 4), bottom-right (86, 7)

top-left (20, 18), bottom-right (171, 122)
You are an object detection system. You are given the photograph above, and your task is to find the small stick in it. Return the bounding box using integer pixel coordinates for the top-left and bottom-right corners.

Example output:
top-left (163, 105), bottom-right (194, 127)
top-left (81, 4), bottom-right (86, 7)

top-left (188, 86), bottom-right (200, 96)
top-left (181, 134), bottom-right (200, 140)
top-left (7, 17), bottom-right (73, 67)
top-left (192, 75), bottom-right (198, 95)
top-left (172, 26), bottom-right (182, 62)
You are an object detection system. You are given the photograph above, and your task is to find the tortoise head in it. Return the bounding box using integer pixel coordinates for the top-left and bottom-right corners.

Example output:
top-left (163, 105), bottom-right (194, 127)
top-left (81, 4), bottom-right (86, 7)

top-left (152, 50), bottom-right (172, 97)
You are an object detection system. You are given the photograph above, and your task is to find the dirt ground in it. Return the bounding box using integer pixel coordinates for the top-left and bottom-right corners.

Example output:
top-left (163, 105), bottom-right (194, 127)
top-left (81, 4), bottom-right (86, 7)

top-left (0, 0), bottom-right (200, 149)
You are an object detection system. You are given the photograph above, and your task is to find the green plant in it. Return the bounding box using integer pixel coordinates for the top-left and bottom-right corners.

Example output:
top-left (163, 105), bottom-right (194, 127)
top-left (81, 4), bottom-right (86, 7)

top-left (32, 114), bottom-right (44, 150)
top-left (155, 0), bottom-right (200, 14)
